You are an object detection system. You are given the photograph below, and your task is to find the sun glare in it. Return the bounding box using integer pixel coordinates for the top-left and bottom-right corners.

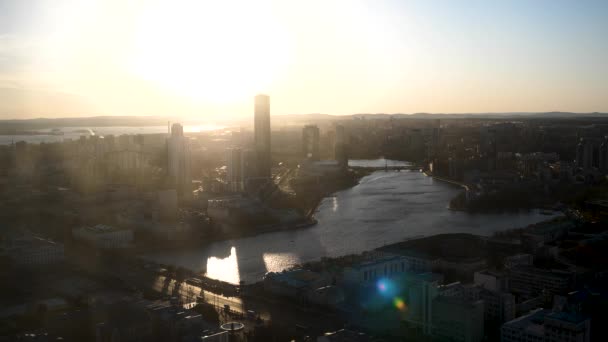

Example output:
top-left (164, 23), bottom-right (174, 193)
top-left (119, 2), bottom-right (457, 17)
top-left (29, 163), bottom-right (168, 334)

top-left (129, 0), bottom-right (290, 104)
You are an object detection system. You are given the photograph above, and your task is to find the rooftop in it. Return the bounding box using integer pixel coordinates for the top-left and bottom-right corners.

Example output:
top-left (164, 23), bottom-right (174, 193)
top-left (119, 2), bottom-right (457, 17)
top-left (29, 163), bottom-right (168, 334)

top-left (503, 309), bottom-right (547, 329)
top-left (511, 265), bottom-right (572, 279)
top-left (78, 224), bottom-right (125, 234)
top-left (265, 269), bottom-right (321, 288)
top-left (349, 255), bottom-right (408, 270)
top-left (546, 311), bottom-right (589, 324)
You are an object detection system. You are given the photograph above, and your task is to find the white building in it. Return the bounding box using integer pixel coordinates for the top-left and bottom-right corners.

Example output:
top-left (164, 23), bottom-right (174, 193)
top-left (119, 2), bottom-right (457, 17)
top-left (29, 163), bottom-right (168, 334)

top-left (72, 224), bottom-right (134, 249)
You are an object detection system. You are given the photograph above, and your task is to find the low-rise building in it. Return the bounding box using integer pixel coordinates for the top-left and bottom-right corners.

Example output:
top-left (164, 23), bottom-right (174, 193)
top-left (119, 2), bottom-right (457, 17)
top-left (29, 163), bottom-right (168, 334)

top-left (72, 224), bottom-right (134, 249)
top-left (474, 269), bottom-right (509, 292)
top-left (504, 254), bottom-right (534, 269)
top-left (263, 269), bottom-right (330, 300)
top-left (438, 281), bottom-right (515, 326)
top-left (509, 266), bottom-right (572, 299)
top-left (501, 309), bottom-right (590, 342)
top-left (1, 236), bottom-right (65, 267)
top-left (479, 289), bottom-right (516, 325)
top-left (523, 220), bottom-right (575, 248)
top-left (342, 255), bottom-right (411, 286)
top-left (501, 308), bottom-right (547, 342)
top-left (431, 296), bottom-right (485, 342)
top-left (308, 285), bottom-right (345, 307)
top-left (544, 312), bottom-right (591, 342)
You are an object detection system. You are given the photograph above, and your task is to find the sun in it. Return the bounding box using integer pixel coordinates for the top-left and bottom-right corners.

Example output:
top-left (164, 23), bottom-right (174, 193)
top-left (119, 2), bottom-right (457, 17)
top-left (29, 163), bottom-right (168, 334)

top-left (129, 0), bottom-right (290, 104)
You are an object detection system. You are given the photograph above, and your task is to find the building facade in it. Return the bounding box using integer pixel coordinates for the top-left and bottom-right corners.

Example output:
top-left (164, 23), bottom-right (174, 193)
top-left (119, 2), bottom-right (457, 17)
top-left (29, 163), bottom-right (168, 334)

top-left (254, 94), bottom-right (271, 178)
top-left (431, 296), bottom-right (485, 342)
top-left (72, 224), bottom-right (134, 249)
top-left (226, 147), bottom-right (243, 192)
top-left (167, 123), bottom-right (192, 195)
top-left (302, 125), bottom-right (320, 161)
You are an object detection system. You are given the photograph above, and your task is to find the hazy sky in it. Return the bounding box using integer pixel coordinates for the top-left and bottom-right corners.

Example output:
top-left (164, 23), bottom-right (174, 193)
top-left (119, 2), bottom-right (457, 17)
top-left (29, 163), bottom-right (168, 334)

top-left (1, 0), bottom-right (607, 120)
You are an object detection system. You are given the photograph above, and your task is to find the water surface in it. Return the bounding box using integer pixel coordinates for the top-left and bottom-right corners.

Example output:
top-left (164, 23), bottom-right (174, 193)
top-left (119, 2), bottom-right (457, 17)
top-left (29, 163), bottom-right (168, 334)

top-left (144, 162), bottom-right (554, 284)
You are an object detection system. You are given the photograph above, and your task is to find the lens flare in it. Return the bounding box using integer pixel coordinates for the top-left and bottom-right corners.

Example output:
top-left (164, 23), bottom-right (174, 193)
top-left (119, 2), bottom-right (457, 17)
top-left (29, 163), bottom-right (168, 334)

top-left (377, 281), bottom-right (387, 292)
top-left (393, 297), bottom-right (407, 311)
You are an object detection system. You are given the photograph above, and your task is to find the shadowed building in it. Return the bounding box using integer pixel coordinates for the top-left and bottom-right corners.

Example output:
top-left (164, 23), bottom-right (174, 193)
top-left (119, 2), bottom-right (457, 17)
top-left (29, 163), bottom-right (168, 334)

top-left (334, 124), bottom-right (348, 168)
top-left (302, 125), bottom-right (320, 161)
top-left (167, 123), bottom-right (192, 196)
top-left (226, 147), bottom-right (243, 192)
top-left (254, 94), bottom-right (271, 178)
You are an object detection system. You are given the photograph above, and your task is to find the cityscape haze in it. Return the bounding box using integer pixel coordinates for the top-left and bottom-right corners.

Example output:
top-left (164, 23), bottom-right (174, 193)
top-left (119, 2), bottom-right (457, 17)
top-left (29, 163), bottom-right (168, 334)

top-left (1, 1), bottom-right (608, 342)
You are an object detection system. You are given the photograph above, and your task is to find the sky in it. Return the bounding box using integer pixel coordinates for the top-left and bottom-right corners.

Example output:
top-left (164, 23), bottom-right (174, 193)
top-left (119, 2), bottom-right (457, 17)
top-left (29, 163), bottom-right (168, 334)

top-left (0, 0), bottom-right (607, 120)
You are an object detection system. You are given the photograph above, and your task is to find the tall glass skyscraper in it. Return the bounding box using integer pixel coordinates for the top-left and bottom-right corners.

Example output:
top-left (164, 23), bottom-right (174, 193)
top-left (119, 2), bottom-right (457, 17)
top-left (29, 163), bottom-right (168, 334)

top-left (254, 94), bottom-right (271, 178)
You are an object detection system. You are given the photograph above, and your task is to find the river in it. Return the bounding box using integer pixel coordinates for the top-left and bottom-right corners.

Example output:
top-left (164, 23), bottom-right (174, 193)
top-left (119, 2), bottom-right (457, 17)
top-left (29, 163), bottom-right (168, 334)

top-left (143, 159), bottom-right (556, 284)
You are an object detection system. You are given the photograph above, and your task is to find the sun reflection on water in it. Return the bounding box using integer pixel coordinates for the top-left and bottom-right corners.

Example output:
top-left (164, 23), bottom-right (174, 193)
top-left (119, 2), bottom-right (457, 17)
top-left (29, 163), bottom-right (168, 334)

top-left (204, 247), bottom-right (240, 284)
top-left (263, 253), bottom-right (301, 274)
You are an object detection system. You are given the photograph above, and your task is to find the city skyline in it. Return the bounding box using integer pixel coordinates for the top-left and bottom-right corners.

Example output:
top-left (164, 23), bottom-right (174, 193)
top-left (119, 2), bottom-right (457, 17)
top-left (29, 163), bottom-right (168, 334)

top-left (1, 0), bottom-right (607, 119)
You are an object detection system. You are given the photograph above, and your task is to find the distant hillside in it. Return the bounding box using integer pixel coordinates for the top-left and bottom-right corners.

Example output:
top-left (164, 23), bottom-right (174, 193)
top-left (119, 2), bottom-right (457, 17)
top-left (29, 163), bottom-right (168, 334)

top-left (0, 116), bottom-right (174, 131)
top-left (1, 112), bottom-right (606, 131)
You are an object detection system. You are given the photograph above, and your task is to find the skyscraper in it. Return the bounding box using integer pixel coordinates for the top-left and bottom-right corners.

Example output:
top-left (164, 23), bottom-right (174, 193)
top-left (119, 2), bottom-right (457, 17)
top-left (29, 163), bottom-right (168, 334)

top-left (226, 147), bottom-right (243, 192)
top-left (302, 125), bottom-right (320, 161)
top-left (335, 124), bottom-right (348, 168)
top-left (167, 123), bottom-right (191, 196)
top-left (254, 94), bottom-right (271, 178)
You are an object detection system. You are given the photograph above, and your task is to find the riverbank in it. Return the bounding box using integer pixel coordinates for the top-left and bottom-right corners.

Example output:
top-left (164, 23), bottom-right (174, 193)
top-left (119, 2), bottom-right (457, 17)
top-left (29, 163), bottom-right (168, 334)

top-left (423, 171), bottom-right (470, 190)
top-left (423, 171), bottom-right (471, 211)
top-left (136, 167), bottom-right (378, 254)
top-left (142, 164), bottom-right (556, 284)
top-left (135, 218), bottom-right (318, 254)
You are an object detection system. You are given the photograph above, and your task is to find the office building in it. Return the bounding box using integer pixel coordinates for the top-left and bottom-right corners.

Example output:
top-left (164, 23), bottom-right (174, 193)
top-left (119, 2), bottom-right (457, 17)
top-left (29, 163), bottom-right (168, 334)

top-left (241, 149), bottom-right (258, 192)
top-left (509, 266), bottom-right (572, 298)
top-left (334, 124), bottom-right (348, 167)
top-left (302, 125), bottom-right (320, 161)
top-left (226, 148), bottom-right (243, 192)
top-left (167, 123), bottom-right (192, 194)
top-left (254, 94), bottom-right (271, 178)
